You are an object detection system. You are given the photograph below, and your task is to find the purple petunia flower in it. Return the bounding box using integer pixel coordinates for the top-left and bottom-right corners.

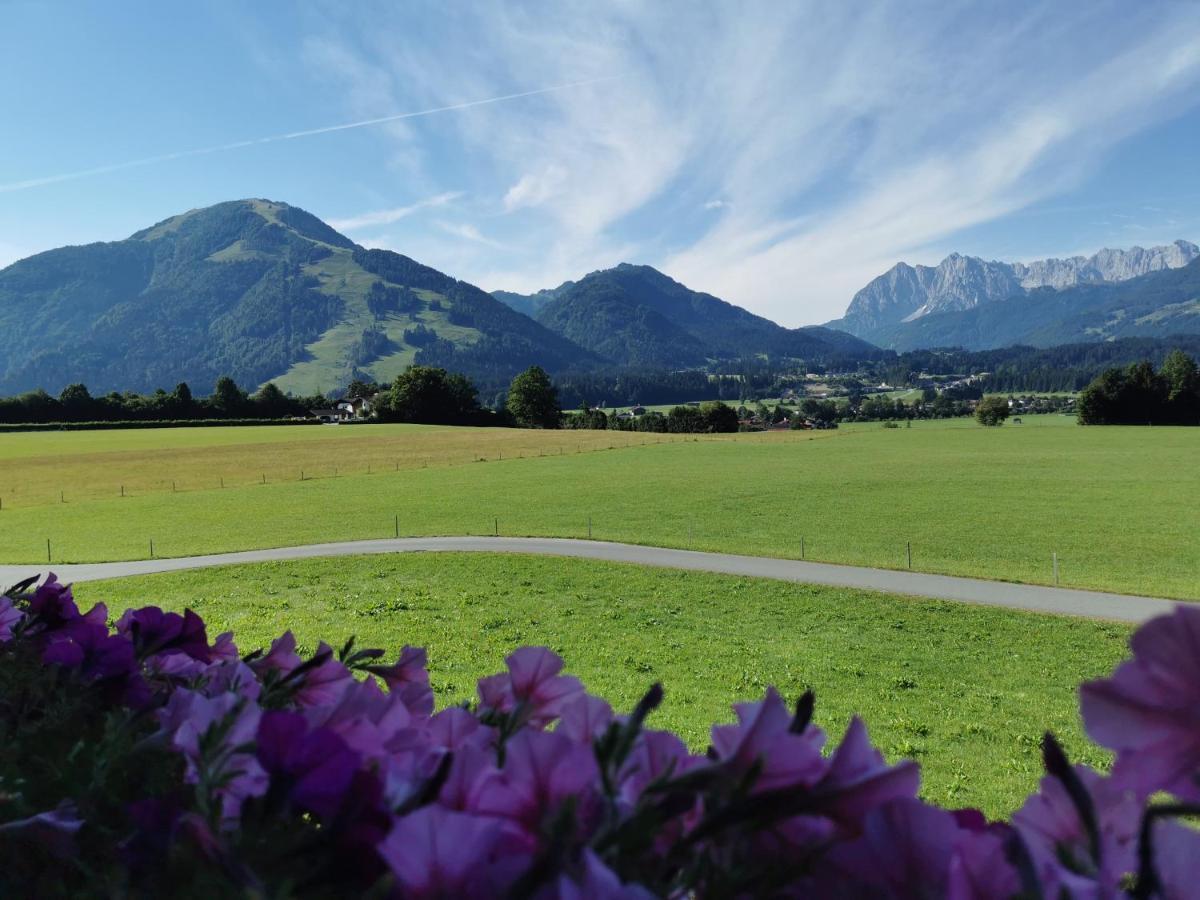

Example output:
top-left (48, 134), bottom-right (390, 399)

top-left (378, 805), bottom-right (517, 898)
top-left (1011, 765), bottom-right (1140, 896)
top-left (0, 595), bottom-right (23, 642)
top-left (558, 694), bottom-right (615, 743)
top-left (304, 677), bottom-right (414, 762)
top-left (42, 620), bottom-right (150, 707)
top-left (256, 710), bottom-right (362, 821)
top-left (1080, 605), bottom-right (1200, 801)
top-left (710, 686), bottom-right (828, 793)
top-left (478, 646), bottom-right (584, 728)
top-left (1146, 817), bottom-right (1200, 899)
top-left (0, 803), bottom-right (84, 859)
top-left (365, 645), bottom-right (434, 716)
top-left (819, 798), bottom-right (965, 897)
top-left (116, 606), bottom-right (211, 662)
top-left (474, 729), bottom-right (601, 837)
top-left (808, 717), bottom-right (921, 827)
top-left (158, 689), bottom-right (267, 821)
top-left (544, 849), bottom-right (658, 899)
top-left (26, 573), bottom-right (107, 640)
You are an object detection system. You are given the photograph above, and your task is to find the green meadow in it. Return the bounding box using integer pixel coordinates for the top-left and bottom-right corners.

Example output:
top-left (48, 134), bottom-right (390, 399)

top-left (75, 552), bottom-right (1130, 817)
top-left (2, 416), bottom-right (1195, 598)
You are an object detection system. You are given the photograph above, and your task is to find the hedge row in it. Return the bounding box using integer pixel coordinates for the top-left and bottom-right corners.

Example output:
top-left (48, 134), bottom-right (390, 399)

top-left (0, 418), bottom-right (327, 433)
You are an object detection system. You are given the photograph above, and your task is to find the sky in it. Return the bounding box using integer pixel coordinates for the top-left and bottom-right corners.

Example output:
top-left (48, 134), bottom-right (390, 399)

top-left (3, 1), bottom-right (1200, 326)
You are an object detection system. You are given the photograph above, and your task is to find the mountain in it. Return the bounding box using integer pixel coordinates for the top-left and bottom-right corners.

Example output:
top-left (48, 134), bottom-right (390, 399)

top-left (867, 257), bottom-right (1200, 351)
top-left (496, 263), bottom-right (881, 368)
top-left (0, 200), bottom-right (596, 395)
top-left (831, 241), bottom-right (1200, 345)
top-left (490, 289), bottom-right (557, 319)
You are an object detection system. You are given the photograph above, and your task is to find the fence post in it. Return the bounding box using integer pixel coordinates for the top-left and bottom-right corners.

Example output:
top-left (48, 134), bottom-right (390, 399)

top-left (150, 539), bottom-right (154, 558)
top-left (494, 517), bottom-right (498, 537)
top-left (46, 538), bottom-right (51, 563)
top-left (907, 542), bottom-right (912, 570)
top-left (1053, 552), bottom-right (1059, 586)
top-left (394, 515), bottom-right (399, 539)
top-left (588, 516), bottom-right (592, 539)
top-left (801, 536), bottom-right (805, 559)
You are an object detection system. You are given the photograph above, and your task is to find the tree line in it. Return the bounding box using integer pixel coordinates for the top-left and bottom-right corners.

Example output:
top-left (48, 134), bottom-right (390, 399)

top-left (1077, 350), bottom-right (1200, 425)
top-left (0, 377), bottom-right (324, 425)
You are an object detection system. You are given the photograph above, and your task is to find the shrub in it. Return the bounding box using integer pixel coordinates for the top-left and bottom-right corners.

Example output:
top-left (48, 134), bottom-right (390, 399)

top-left (2, 575), bottom-right (1200, 896)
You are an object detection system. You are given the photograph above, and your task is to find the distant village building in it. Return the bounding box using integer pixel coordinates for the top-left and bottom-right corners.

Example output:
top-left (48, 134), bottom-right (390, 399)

top-left (310, 407), bottom-right (350, 423)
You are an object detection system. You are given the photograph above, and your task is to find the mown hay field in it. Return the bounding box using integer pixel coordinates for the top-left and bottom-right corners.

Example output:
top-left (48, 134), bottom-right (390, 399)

top-left (3, 416), bottom-right (1197, 598)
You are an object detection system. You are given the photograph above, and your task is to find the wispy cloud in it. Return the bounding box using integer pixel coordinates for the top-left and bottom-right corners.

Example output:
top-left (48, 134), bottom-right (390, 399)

top-left (437, 221), bottom-right (508, 250)
top-left (328, 192), bottom-right (463, 231)
top-left (282, 3), bottom-right (1200, 322)
top-left (0, 78), bottom-right (615, 195)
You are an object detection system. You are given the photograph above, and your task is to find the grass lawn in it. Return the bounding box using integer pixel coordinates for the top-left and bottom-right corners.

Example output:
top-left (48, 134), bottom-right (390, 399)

top-left (3, 416), bottom-right (1196, 599)
top-left (74, 552), bottom-right (1132, 817)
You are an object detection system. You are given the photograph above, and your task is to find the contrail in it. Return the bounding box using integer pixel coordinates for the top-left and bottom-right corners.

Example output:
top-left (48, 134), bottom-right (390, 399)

top-left (0, 76), bottom-right (615, 194)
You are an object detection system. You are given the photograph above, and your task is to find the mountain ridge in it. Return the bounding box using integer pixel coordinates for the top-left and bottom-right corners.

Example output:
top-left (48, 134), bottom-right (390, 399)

top-left (864, 257), bottom-right (1200, 351)
top-left (0, 199), bottom-right (597, 395)
top-left (831, 240), bottom-right (1199, 344)
top-left (496, 263), bottom-right (881, 367)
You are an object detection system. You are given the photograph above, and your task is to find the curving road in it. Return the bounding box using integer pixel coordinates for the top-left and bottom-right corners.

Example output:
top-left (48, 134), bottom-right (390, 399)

top-left (0, 536), bottom-right (1177, 623)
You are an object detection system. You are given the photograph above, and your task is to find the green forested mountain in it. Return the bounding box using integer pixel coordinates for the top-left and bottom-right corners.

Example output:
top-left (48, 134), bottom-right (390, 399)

top-left (0, 199), bottom-right (596, 395)
top-left (496, 263), bottom-right (881, 367)
top-left (853, 258), bottom-right (1200, 352)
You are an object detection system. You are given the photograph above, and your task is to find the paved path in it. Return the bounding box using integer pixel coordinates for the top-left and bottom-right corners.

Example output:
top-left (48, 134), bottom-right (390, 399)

top-left (0, 537), bottom-right (1178, 623)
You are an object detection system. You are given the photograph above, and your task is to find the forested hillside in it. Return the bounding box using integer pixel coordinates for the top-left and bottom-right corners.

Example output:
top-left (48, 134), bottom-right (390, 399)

top-left (0, 200), bottom-right (596, 396)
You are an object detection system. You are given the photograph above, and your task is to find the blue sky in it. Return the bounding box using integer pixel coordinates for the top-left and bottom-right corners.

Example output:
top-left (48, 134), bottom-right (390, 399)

top-left (3, 1), bottom-right (1200, 325)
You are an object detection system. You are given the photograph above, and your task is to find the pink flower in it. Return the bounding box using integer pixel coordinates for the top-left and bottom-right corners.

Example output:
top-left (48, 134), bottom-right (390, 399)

top-left (478, 647), bottom-right (584, 728)
top-left (1080, 606), bottom-right (1200, 800)
top-left (1011, 765), bottom-right (1139, 895)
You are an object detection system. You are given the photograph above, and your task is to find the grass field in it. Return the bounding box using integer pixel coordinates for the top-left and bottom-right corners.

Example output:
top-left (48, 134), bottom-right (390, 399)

top-left (3, 416), bottom-right (1197, 598)
top-left (73, 552), bottom-right (1131, 817)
